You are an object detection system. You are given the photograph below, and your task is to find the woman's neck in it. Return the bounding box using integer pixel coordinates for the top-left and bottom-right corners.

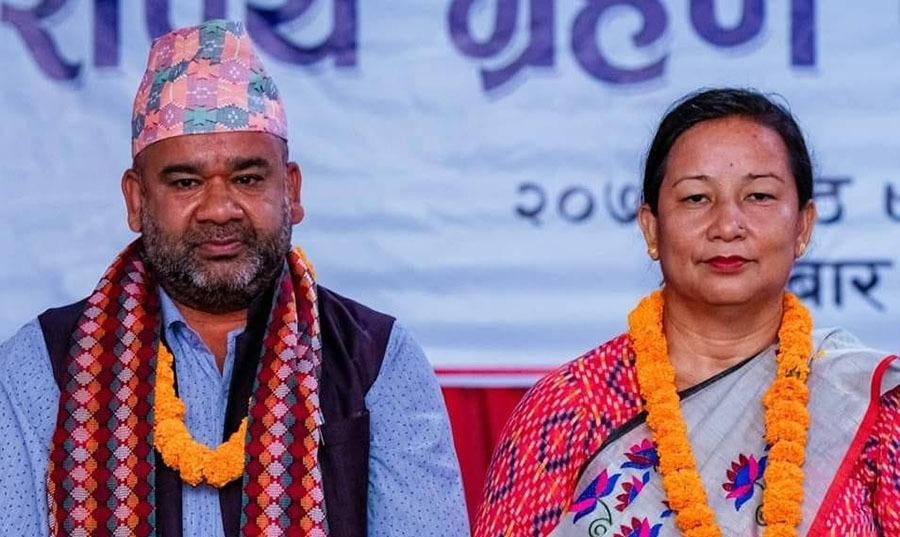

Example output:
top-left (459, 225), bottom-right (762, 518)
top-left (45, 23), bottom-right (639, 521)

top-left (662, 289), bottom-right (784, 390)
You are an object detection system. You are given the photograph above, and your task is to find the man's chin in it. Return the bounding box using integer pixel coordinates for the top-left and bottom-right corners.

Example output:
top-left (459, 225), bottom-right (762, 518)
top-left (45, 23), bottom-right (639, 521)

top-left (191, 256), bottom-right (255, 276)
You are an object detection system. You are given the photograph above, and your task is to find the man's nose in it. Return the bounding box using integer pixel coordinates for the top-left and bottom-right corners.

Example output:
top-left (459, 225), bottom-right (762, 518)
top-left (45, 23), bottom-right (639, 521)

top-left (195, 179), bottom-right (243, 223)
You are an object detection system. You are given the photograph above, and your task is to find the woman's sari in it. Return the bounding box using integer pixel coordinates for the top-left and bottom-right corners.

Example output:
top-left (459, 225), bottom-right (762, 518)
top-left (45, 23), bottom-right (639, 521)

top-left (475, 329), bottom-right (900, 537)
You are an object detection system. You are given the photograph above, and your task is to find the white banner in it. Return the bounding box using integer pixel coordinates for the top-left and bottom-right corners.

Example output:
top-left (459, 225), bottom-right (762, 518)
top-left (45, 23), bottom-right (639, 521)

top-left (1, 1), bottom-right (899, 385)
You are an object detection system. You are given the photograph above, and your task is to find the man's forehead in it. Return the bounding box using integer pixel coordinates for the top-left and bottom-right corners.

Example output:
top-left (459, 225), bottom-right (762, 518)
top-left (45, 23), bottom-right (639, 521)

top-left (137, 131), bottom-right (286, 168)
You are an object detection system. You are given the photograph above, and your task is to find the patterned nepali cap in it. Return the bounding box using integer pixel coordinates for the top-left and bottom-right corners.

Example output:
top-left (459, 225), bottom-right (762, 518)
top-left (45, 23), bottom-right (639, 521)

top-left (131, 19), bottom-right (287, 157)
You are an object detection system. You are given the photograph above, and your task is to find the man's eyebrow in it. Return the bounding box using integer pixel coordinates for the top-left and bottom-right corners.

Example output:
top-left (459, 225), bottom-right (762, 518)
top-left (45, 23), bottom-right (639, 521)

top-left (159, 157), bottom-right (271, 176)
top-left (227, 157), bottom-right (271, 171)
top-left (160, 162), bottom-right (202, 176)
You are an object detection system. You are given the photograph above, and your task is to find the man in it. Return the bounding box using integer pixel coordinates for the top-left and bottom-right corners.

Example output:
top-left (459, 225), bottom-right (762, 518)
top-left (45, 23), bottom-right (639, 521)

top-left (0, 19), bottom-right (468, 537)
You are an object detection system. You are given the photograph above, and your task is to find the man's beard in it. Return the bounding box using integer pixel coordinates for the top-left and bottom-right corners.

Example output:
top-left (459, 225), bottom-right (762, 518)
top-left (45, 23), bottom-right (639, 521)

top-left (141, 204), bottom-right (292, 313)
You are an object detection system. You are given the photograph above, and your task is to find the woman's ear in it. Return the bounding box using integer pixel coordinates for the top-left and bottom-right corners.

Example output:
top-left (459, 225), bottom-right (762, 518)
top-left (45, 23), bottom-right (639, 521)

top-left (795, 200), bottom-right (817, 257)
top-left (638, 204), bottom-right (660, 260)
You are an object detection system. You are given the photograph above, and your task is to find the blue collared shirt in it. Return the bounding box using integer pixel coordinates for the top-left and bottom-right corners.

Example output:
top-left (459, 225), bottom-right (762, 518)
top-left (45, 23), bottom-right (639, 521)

top-left (0, 288), bottom-right (469, 536)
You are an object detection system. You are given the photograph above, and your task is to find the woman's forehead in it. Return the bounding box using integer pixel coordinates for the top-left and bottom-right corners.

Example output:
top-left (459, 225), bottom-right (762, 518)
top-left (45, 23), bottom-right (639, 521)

top-left (664, 117), bottom-right (792, 181)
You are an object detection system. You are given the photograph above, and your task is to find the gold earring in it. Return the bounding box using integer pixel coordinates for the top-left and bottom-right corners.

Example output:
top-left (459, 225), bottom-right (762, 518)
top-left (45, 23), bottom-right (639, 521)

top-left (798, 243), bottom-right (807, 257)
top-left (648, 246), bottom-right (659, 260)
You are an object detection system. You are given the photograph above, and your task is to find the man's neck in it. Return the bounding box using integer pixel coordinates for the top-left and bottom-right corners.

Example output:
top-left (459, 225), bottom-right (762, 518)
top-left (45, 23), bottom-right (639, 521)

top-left (172, 300), bottom-right (247, 372)
top-left (662, 289), bottom-right (783, 390)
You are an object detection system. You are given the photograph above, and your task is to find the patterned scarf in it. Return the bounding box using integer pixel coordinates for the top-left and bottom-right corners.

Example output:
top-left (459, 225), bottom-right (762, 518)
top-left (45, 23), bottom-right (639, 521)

top-left (46, 240), bottom-right (327, 537)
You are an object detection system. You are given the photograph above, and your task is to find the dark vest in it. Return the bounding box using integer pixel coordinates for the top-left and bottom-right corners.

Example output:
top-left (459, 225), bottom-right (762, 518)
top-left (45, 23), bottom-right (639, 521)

top-left (38, 285), bottom-right (395, 537)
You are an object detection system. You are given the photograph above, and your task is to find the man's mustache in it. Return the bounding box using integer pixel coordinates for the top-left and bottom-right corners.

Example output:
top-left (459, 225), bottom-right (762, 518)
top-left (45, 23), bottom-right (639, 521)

top-left (182, 223), bottom-right (255, 246)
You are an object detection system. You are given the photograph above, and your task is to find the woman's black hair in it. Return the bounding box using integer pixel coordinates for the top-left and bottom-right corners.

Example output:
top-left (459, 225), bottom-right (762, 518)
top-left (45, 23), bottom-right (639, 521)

top-left (642, 88), bottom-right (813, 214)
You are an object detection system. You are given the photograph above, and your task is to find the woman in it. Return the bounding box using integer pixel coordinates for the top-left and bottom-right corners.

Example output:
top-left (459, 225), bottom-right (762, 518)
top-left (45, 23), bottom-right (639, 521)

top-left (473, 89), bottom-right (900, 537)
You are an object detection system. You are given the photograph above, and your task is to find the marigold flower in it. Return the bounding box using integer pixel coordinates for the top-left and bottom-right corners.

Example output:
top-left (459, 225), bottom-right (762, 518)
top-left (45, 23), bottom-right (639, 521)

top-left (628, 291), bottom-right (811, 537)
top-left (153, 343), bottom-right (247, 488)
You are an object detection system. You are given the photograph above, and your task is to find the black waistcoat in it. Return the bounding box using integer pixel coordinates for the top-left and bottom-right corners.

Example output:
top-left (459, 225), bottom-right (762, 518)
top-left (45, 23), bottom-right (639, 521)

top-left (38, 285), bottom-right (395, 537)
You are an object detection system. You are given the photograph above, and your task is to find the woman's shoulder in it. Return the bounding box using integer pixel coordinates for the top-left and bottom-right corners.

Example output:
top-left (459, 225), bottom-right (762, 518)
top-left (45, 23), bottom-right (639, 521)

top-left (474, 335), bottom-right (643, 537)
top-left (812, 327), bottom-right (895, 367)
top-left (810, 327), bottom-right (899, 397)
top-left (813, 327), bottom-right (892, 357)
top-left (527, 333), bottom-right (635, 392)
top-left (513, 333), bottom-right (642, 432)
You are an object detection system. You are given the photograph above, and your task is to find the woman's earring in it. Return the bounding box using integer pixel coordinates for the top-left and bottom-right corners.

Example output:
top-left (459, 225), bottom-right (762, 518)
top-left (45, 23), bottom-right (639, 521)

top-left (797, 243), bottom-right (807, 257)
top-left (648, 246), bottom-right (659, 260)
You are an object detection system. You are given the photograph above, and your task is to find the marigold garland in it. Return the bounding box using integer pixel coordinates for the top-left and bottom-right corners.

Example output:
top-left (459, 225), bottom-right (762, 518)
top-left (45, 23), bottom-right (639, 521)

top-left (153, 342), bottom-right (247, 487)
top-left (627, 291), bottom-right (812, 537)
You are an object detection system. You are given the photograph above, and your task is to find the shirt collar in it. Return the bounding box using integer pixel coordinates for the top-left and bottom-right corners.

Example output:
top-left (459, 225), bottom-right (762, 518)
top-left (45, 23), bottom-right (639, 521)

top-left (156, 273), bottom-right (280, 340)
top-left (157, 286), bottom-right (252, 343)
top-left (158, 286), bottom-right (188, 332)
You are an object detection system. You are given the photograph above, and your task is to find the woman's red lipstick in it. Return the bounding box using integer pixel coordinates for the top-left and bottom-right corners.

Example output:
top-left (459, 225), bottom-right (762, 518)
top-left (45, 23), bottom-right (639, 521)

top-left (707, 256), bottom-right (749, 272)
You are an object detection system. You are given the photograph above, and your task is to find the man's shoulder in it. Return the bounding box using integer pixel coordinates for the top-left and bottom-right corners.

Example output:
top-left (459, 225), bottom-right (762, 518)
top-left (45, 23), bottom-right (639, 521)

top-left (33, 298), bottom-right (90, 386)
top-left (316, 285), bottom-right (397, 353)
top-left (316, 286), bottom-right (399, 392)
top-left (317, 285), bottom-right (396, 328)
top-left (0, 316), bottom-right (55, 389)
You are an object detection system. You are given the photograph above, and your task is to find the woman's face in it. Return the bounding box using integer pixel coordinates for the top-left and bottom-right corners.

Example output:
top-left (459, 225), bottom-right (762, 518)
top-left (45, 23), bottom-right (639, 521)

top-left (638, 116), bottom-right (816, 307)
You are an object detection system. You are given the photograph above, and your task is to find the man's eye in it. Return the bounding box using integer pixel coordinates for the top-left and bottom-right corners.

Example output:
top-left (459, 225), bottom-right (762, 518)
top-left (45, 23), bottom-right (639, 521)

top-left (172, 178), bottom-right (198, 189)
top-left (235, 175), bottom-right (262, 185)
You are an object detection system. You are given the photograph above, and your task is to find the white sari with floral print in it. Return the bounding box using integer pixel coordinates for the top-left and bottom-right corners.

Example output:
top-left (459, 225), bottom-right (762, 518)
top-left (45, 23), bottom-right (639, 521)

top-left (546, 329), bottom-right (899, 537)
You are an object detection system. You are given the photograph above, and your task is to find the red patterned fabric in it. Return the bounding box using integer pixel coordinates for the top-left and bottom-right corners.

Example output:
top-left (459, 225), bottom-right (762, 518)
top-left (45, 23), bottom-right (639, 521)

top-left (813, 387), bottom-right (900, 536)
top-left (474, 335), bottom-right (642, 537)
top-left (46, 241), bottom-right (327, 537)
top-left (472, 334), bottom-right (900, 537)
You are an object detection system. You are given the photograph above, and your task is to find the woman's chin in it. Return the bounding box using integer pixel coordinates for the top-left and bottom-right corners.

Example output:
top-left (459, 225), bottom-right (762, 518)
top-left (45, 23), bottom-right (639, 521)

top-left (673, 281), bottom-right (780, 309)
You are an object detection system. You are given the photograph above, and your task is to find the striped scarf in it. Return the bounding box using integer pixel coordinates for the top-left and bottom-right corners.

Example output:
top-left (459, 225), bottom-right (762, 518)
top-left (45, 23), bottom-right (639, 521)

top-left (46, 240), bottom-right (327, 537)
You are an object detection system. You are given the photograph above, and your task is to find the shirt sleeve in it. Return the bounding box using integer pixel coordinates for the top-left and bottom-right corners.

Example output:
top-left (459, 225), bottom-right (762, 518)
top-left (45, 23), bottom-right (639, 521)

top-left (0, 319), bottom-right (59, 537)
top-left (364, 322), bottom-right (470, 537)
top-left (473, 361), bottom-right (591, 537)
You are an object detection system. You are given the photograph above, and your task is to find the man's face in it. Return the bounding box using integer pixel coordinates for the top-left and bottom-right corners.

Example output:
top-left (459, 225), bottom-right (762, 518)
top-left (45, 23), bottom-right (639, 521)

top-left (122, 131), bottom-right (303, 313)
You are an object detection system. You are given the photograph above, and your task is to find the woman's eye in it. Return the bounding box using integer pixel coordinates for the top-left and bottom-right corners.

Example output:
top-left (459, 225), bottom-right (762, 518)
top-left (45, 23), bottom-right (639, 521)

top-left (682, 194), bottom-right (707, 204)
top-left (749, 192), bottom-right (774, 201)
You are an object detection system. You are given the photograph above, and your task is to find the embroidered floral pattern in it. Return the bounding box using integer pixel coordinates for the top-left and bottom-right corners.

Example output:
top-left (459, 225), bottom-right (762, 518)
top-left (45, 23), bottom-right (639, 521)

top-left (616, 473), bottom-right (651, 512)
top-left (723, 453), bottom-right (768, 511)
top-left (613, 517), bottom-right (662, 537)
top-left (622, 439), bottom-right (659, 470)
top-left (572, 469), bottom-right (621, 523)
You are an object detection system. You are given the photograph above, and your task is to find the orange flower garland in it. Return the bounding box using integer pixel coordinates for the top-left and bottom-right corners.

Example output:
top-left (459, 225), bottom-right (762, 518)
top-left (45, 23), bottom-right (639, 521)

top-left (153, 342), bottom-right (247, 487)
top-left (627, 291), bottom-right (812, 537)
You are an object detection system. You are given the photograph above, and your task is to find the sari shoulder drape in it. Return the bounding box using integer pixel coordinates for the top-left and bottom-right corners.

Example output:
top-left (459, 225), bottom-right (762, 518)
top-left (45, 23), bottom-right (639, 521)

top-left (809, 376), bottom-right (900, 536)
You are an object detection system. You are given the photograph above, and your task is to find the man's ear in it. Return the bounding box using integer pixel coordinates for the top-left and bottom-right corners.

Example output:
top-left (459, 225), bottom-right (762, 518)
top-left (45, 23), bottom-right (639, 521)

top-left (287, 161), bottom-right (304, 225)
top-left (122, 168), bottom-right (144, 233)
